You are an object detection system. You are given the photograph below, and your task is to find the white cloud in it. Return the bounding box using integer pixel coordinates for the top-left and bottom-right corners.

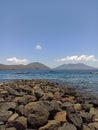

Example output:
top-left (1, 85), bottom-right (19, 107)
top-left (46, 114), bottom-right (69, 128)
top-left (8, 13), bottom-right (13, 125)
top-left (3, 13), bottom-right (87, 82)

top-left (7, 57), bottom-right (28, 65)
top-left (35, 45), bottom-right (42, 50)
top-left (57, 55), bottom-right (98, 62)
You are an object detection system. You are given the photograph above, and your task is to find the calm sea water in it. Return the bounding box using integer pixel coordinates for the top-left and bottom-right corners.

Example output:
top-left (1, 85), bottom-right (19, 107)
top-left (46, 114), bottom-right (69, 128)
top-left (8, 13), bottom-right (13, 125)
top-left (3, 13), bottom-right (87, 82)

top-left (0, 70), bottom-right (98, 96)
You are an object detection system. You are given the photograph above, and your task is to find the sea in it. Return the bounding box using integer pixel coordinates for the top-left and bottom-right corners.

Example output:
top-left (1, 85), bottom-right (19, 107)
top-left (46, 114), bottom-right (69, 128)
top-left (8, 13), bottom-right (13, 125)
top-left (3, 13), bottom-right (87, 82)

top-left (0, 69), bottom-right (98, 96)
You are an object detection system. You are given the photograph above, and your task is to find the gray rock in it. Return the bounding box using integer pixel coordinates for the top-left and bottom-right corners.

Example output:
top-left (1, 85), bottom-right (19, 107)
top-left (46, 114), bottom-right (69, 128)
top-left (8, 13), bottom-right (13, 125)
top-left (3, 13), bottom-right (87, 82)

top-left (66, 107), bottom-right (83, 130)
top-left (17, 95), bottom-right (37, 105)
top-left (24, 102), bottom-right (49, 128)
top-left (61, 102), bottom-right (73, 110)
top-left (80, 111), bottom-right (93, 123)
top-left (0, 111), bottom-right (13, 122)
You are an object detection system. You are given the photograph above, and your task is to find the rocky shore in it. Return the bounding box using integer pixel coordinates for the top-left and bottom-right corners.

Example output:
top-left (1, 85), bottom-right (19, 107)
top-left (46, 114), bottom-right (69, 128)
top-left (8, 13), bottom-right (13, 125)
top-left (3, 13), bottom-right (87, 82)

top-left (0, 79), bottom-right (98, 130)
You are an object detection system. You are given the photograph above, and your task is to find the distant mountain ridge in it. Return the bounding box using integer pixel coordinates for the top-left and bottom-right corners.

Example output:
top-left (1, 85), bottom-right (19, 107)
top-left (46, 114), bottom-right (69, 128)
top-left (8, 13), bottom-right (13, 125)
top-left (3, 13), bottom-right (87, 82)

top-left (54, 63), bottom-right (96, 70)
top-left (0, 62), bottom-right (97, 70)
top-left (0, 62), bottom-right (50, 70)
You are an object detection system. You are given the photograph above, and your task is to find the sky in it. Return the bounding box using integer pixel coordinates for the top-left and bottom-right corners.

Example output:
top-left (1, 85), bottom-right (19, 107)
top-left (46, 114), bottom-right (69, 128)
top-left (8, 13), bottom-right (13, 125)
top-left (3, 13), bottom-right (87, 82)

top-left (0, 0), bottom-right (98, 68)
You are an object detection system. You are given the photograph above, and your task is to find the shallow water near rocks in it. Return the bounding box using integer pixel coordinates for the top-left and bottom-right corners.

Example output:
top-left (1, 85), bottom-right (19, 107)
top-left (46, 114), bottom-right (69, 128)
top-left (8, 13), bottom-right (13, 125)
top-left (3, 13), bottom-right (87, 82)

top-left (0, 70), bottom-right (98, 96)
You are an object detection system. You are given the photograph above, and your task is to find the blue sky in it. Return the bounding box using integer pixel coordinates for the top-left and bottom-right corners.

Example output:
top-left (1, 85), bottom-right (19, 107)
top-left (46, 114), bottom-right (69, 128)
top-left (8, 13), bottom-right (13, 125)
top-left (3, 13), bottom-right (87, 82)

top-left (0, 0), bottom-right (98, 68)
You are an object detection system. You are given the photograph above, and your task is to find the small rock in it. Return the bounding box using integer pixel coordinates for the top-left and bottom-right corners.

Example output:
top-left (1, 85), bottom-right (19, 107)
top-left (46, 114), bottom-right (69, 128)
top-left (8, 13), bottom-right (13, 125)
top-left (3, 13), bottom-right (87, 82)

top-left (54, 111), bottom-right (67, 123)
top-left (8, 113), bottom-right (19, 122)
top-left (61, 102), bottom-right (73, 110)
top-left (39, 120), bottom-right (60, 130)
top-left (74, 103), bottom-right (82, 111)
top-left (58, 123), bottom-right (77, 130)
top-left (13, 116), bottom-right (27, 130)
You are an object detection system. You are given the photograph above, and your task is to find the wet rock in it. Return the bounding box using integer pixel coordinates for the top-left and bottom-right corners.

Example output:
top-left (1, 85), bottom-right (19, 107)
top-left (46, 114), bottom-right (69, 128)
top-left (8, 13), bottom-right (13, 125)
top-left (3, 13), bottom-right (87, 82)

top-left (39, 120), bottom-right (60, 130)
top-left (80, 112), bottom-right (93, 123)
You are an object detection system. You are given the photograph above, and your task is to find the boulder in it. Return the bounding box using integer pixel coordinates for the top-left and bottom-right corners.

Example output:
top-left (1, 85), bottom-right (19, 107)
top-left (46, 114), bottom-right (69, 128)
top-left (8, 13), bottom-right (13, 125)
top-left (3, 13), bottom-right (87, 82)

top-left (24, 102), bottom-right (49, 128)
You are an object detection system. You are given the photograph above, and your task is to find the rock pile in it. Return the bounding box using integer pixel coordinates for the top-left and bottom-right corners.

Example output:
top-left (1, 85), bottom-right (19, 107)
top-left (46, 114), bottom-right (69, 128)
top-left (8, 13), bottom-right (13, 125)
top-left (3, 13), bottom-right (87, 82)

top-left (0, 79), bottom-right (98, 130)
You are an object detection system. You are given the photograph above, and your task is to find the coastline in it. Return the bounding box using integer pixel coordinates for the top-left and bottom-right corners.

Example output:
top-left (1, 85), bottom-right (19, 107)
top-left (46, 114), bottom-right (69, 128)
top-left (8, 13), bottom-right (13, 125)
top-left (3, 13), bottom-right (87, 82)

top-left (0, 79), bottom-right (98, 130)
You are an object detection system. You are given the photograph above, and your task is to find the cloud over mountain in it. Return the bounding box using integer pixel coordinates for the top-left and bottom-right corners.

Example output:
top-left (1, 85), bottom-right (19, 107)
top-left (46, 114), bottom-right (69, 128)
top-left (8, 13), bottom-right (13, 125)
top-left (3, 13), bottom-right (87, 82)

top-left (7, 57), bottom-right (28, 65)
top-left (57, 55), bottom-right (98, 62)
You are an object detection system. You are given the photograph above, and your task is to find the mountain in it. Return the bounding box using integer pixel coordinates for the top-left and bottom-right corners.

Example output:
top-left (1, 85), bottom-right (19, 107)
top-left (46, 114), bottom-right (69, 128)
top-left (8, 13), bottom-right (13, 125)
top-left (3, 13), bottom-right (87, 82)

top-left (0, 62), bottom-right (50, 70)
top-left (26, 62), bottom-right (50, 70)
top-left (54, 63), bottom-right (96, 70)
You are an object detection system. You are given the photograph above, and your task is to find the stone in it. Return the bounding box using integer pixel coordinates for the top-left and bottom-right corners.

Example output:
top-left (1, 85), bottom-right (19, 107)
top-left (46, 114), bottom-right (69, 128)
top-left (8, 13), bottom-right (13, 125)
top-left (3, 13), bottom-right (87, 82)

top-left (17, 95), bottom-right (37, 105)
top-left (16, 105), bottom-right (24, 115)
top-left (24, 102), bottom-right (49, 128)
top-left (58, 123), bottom-right (77, 130)
top-left (54, 111), bottom-right (67, 123)
top-left (82, 103), bottom-right (93, 112)
top-left (6, 127), bottom-right (17, 130)
top-left (8, 113), bottom-right (19, 122)
top-left (90, 107), bottom-right (98, 121)
top-left (83, 125), bottom-right (91, 130)
top-left (61, 102), bottom-right (73, 110)
top-left (0, 111), bottom-right (13, 123)
top-left (89, 122), bottom-right (98, 129)
top-left (41, 92), bottom-right (54, 101)
top-left (13, 116), bottom-right (27, 130)
top-left (66, 107), bottom-right (83, 130)
top-left (53, 92), bottom-right (61, 100)
top-left (0, 102), bottom-right (17, 112)
top-left (39, 120), bottom-right (60, 130)
top-left (74, 103), bottom-right (82, 111)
